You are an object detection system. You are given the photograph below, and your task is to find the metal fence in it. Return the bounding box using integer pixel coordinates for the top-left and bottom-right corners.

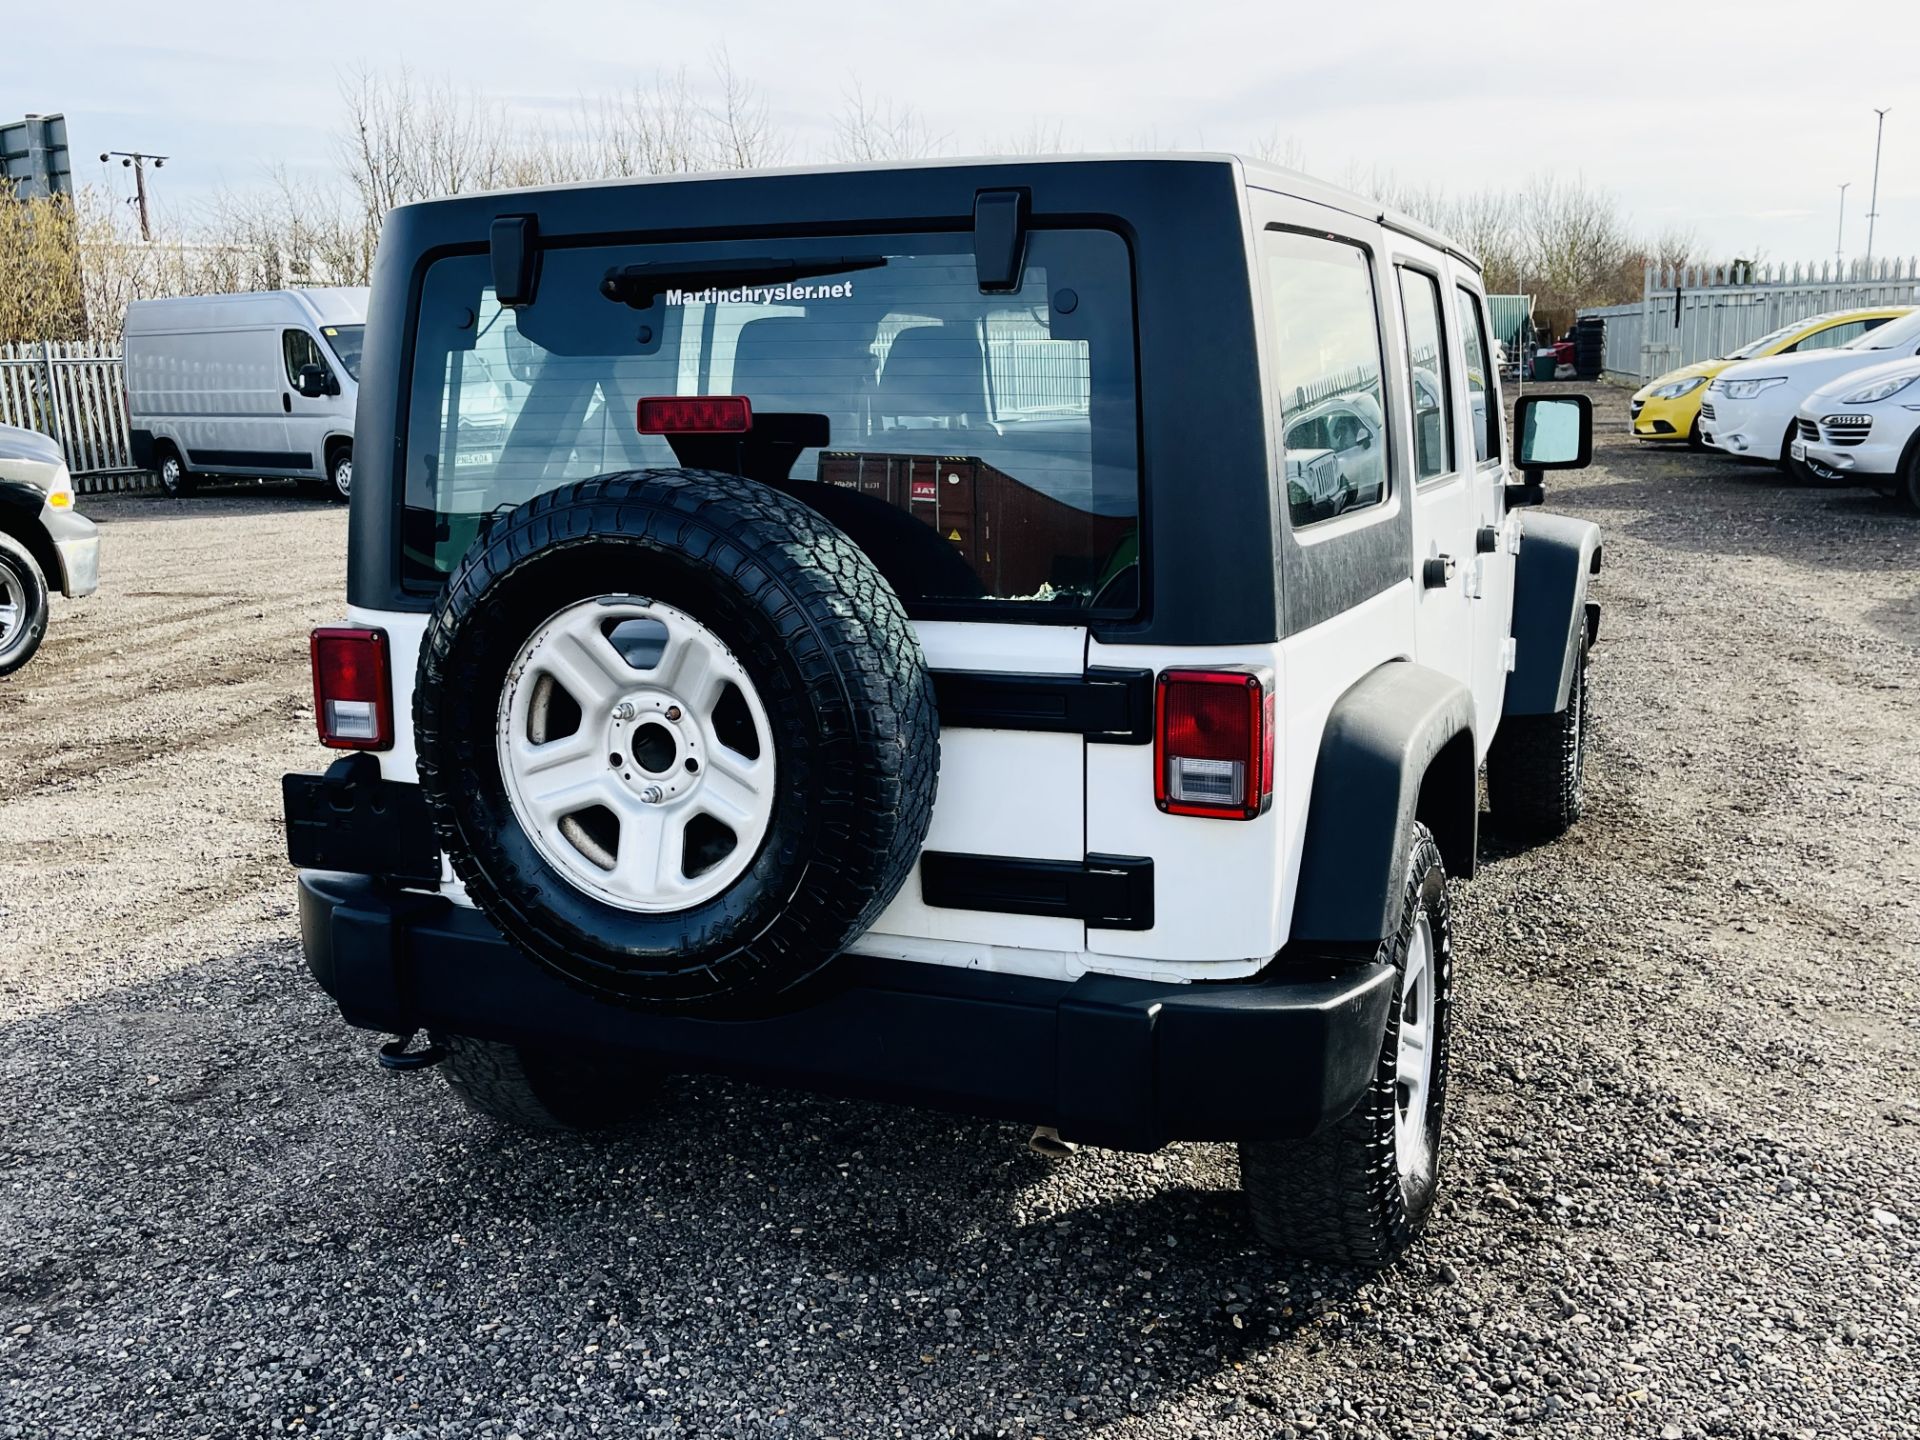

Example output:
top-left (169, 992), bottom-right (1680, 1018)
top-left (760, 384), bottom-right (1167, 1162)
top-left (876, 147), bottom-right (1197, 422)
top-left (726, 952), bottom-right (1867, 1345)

top-left (1579, 256), bottom-right (1920, 384)
top-left (0, 341), bottom-right (154, 491)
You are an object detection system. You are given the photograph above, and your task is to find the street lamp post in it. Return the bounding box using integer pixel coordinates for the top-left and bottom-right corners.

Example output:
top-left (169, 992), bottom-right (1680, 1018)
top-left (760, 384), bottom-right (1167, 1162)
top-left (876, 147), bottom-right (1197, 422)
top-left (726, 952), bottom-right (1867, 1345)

top-left (98, 150), bottom-right (167, 242)
top-left (1866, 107), bottom-right (1890, 268)
top-left (1836, 182), bottom-right (1850, 270)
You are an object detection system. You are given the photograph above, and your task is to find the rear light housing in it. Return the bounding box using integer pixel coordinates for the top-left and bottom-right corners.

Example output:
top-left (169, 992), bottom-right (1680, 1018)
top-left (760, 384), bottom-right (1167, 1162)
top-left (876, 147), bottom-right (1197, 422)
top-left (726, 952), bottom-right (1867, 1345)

top-left (1154, 667), bottom-right (1275, 820)
top-left (310, 627), bottom-right (394, 750)
top-left (636, 395), bottom-right (753, 434)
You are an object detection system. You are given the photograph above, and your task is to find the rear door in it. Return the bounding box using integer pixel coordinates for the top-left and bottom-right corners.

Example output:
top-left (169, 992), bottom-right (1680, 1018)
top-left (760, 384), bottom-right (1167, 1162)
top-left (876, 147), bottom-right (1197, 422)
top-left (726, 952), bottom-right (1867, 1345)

top-left (400, 230), bottom-right (1140, 970)
top-left (1454, 282), bottom-right (1515, 745)
top-left (1394, 259), bottom-right (1475, 697)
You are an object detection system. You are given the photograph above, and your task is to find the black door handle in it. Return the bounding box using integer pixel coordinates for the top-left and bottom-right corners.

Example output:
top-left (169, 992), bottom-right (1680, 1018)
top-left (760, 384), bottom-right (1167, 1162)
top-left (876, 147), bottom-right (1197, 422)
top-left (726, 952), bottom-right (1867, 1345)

top-left (282, 393), bottom-right (292, 413)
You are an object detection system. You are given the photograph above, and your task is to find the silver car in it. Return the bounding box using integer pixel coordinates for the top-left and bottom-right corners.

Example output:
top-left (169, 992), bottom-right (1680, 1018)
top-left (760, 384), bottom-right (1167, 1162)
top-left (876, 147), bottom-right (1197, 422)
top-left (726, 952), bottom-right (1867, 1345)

top-left (0, 422), bottom-right (101, 675)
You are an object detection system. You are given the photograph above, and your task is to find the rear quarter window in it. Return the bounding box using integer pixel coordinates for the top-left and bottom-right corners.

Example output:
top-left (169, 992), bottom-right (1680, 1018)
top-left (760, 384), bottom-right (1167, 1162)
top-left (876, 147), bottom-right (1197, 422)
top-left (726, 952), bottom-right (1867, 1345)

top-left (1263, 229), bottom-right (1391, 529)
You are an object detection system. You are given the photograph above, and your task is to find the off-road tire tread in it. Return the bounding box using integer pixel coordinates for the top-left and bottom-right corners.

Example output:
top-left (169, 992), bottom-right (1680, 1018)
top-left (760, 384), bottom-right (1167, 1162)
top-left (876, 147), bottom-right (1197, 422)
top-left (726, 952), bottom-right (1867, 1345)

top-left (435, 1032), bottom-right (657, 1131)
top-left (1239, 825), bottom-right (1453, 1267)
top-left (414, 468), bottom-right (938, 1010)
top-left (1487, 636), bottom-right (1587, 839)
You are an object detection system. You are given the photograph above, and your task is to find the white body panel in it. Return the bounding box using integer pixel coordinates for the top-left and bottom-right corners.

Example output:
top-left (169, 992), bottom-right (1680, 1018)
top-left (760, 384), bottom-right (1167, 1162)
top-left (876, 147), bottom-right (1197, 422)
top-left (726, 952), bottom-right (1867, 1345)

top-left (126, 288), bottom-right (367, 478)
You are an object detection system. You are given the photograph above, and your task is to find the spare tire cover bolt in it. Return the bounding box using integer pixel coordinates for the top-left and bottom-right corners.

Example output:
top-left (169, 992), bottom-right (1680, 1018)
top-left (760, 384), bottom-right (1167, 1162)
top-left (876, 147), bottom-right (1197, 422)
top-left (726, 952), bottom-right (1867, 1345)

top-left (611, 701), bottom-right (637, 720)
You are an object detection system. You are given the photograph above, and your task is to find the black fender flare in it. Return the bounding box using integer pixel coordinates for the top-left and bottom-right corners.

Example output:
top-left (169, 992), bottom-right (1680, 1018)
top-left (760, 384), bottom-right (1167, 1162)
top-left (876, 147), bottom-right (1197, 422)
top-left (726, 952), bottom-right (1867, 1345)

top-left (0, 481), bottom-right (62, 591)
top-left (1288, 661), bottom-right (1477, 949)
top-left (1506, 510), bottom-right (1602, 717)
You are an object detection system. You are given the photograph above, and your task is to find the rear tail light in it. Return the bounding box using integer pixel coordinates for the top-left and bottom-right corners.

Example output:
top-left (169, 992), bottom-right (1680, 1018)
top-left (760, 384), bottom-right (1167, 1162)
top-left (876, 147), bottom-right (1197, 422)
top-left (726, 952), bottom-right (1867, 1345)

top-left (1154, 668), bottom-right (1274, 820)
top-left (310, 627), bottom-right (394, 750)
top-left (637, 395), bottom-right (753, 434)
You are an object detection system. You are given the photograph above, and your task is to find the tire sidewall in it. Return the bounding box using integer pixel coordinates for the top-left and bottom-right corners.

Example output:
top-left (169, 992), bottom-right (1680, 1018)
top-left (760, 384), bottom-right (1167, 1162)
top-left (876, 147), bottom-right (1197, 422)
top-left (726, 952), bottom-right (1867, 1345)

top-left (1381, 835), bottom-right (1453, 1239)
top-left (0, 539), bottom-right (50, 675)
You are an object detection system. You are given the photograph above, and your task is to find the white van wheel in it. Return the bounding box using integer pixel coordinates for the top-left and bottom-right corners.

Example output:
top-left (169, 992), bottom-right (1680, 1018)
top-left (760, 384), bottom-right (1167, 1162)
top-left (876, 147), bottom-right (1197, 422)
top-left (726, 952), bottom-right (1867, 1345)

top-left (329, 448), bottom-right (352, 503)
top-left (158, 450), bottom-right (196, 498)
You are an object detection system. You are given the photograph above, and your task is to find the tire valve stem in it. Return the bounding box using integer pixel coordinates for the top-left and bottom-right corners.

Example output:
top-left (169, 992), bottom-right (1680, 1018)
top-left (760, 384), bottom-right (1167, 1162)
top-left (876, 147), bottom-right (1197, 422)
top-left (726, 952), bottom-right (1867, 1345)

top-left (612, 701), bottom-right (637, 720)
top-left (641, 784), bottom-right (665, 804)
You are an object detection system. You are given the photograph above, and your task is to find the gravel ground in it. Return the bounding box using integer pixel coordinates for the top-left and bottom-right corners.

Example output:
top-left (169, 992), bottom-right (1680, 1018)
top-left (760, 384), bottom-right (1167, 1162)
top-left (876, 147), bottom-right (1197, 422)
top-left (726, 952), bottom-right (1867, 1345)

top-left (2, 398), bottom-right (1917, 1439)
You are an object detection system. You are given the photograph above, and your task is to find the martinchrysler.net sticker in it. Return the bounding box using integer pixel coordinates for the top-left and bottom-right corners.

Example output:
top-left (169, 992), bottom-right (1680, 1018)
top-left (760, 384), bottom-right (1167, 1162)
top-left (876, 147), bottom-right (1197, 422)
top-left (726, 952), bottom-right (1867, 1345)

top-left (663, 282), bottom-right (855, 305)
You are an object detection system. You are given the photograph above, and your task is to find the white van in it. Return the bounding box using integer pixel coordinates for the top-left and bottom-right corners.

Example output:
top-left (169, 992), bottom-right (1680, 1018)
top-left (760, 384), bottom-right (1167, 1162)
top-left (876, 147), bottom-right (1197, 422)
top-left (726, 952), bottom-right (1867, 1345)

top-left (125, 288), bottom-right (367, 502)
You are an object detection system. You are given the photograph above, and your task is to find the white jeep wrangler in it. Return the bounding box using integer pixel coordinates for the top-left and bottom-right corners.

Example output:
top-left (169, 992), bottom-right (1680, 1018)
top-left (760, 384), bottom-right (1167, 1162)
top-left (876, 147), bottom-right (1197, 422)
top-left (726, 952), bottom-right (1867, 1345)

top-left (285, 155), bottom-right (1600, 1267)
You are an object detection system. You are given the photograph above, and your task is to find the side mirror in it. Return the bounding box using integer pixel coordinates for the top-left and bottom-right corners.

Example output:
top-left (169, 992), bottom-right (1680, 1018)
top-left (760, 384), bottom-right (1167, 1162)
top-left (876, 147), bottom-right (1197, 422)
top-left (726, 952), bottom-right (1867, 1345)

top-left (1514, 393), bottom-right (1593, 471)
top-left (1508, 394), bottom-right (1592, 506)
top-left (296, 363), bottom-right (335, 399)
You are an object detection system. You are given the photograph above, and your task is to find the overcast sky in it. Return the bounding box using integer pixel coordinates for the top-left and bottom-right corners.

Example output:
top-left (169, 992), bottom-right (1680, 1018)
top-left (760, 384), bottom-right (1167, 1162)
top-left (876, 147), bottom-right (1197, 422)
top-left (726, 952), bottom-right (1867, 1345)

top-left (9, 0), bottom-right (1916, 268)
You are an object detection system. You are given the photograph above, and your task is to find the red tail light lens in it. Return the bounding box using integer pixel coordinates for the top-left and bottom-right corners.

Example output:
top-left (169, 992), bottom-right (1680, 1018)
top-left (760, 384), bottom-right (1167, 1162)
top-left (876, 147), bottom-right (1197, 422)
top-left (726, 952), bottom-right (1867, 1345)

top-left (636, 395), bottom-right (753, 434)
top-left (311, 627), bottom-right (393, 750)
top-left (1154, 668), bottom-right (1274, 820)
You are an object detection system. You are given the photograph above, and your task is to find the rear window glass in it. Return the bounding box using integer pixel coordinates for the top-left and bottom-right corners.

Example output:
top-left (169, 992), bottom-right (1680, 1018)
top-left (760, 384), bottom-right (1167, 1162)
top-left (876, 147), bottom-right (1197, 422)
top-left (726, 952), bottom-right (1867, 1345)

top-left (403, 232), bottom-right (1140, 616)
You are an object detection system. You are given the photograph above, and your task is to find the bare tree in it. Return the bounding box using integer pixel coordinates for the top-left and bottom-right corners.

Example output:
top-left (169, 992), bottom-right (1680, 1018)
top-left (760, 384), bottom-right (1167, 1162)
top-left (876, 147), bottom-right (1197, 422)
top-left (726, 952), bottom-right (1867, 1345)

top-left (1251, 129), bottom-right (1307, 171)
top-left (706, 47), bottom-right (787, 170)
top-left (986, 119), bottom-right (1071, 157)
top-left (832, 84), bottom-right (945, 162)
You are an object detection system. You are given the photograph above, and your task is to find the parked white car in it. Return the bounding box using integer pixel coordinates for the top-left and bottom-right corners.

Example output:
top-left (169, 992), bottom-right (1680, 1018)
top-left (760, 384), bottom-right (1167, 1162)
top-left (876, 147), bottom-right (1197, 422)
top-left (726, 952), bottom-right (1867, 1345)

top-left (1791, 355), bottom-right (1920, 509)
top-left (1701, 307), bottom-right (1920, 469)
top-left (125, 288), bottom-right (367, 502)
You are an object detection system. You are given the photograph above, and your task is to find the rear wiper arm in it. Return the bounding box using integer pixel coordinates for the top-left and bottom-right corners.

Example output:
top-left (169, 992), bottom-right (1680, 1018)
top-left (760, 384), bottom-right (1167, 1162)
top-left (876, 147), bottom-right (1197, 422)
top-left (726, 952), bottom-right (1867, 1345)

top-left (600, 256), bottom-right (885, 308)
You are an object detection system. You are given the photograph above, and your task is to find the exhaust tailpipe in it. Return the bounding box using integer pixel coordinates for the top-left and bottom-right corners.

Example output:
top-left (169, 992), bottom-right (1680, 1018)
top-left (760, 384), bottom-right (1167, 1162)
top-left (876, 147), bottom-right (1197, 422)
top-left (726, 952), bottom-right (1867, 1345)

top-left (1028, 1125), bottom-right (1077, 1158)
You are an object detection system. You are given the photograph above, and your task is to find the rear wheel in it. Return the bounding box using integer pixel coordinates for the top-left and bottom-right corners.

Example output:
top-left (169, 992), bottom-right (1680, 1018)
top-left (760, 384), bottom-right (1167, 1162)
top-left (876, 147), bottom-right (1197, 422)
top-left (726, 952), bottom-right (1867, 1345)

top-left (327, 444), bottom-right (352, 504)
top-left (1686, 416), bottom-right (1705, 451)
top-left (157, 447), bottom-right (196, 498)
top-left (0, 534), bottom-right (51, 677)
top-left (1901, 445), bottom-right (1920, 514)
top-left (1239, 824), bottom-right (1453, 1267)
top-left (436, 1032), bottom-right (659, 1130)
top-left (1487, 631), bottom-right (1589, 840)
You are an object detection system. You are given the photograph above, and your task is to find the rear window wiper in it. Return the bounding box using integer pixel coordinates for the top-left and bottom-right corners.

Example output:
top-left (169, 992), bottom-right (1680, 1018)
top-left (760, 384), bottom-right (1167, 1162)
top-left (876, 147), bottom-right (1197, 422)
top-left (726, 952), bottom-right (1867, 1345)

top-left (600, 256), bottom-right (885, 308)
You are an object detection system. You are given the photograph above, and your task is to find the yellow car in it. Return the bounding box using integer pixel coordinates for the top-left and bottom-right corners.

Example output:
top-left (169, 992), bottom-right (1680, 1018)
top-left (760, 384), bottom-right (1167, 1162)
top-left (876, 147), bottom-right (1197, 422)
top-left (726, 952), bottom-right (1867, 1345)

top-left (1631, 307), bottom-right (1912, 447)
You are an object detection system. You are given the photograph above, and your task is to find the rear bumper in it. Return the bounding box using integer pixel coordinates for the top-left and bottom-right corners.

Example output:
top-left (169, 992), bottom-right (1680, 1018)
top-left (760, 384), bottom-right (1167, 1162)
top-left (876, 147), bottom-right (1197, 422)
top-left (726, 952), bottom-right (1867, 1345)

top-left (297, 869), bottom-right (1394, 1152)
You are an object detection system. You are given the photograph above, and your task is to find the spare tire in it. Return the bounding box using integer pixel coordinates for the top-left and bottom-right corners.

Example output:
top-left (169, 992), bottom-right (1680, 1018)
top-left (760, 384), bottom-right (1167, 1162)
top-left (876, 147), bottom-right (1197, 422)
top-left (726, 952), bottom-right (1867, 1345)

top-left (414, 469), bottom-right (938, 1012)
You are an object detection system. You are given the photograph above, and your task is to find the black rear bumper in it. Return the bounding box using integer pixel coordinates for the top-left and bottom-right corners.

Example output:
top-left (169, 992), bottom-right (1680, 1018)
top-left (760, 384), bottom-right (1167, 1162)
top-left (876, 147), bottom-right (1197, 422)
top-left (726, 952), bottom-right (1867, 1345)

top-left (297, 870), bottom-right (1393, 1153)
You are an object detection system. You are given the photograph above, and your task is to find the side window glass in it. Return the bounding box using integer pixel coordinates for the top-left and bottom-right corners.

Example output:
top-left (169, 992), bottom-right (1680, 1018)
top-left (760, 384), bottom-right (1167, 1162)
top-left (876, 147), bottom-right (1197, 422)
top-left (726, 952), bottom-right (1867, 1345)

top-left (1265, 230), bottom-right (1390, 529)
top-left (283, 329), bottom-right (327, 386)
top-left (1792, 320), bottom-right (1868, 353)
top-left (1396, 268), bottom-right (1453, 481)
top-left (1454, 287), bottom-right (1497, 463)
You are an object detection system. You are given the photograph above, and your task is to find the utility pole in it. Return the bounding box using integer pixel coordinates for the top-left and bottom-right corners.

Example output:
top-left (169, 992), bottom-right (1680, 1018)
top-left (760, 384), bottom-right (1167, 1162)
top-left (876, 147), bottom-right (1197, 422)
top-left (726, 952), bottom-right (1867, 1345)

top-left (98, 149), bottom-right (167, 242)
top-left (1866, 107), bottom-right (1890, 267)
top-left (1836, 182), bottom-right (1850, 270)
